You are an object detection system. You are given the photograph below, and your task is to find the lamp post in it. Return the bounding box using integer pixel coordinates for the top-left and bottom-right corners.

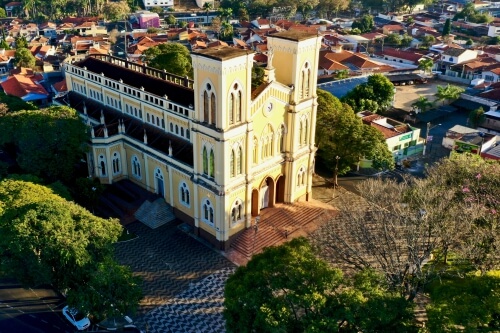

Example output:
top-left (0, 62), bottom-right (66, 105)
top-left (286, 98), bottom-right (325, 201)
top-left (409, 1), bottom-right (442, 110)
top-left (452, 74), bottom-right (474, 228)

top-left (334, 155), bottom-right (340, 188)
top-left (422, 122), bottom-right (441, 156)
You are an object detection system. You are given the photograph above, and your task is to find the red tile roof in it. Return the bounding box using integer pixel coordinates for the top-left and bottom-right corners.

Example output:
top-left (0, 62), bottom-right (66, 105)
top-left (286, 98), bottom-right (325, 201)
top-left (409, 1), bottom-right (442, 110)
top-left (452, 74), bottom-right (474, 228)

top-left (1, 74), bottom-right (48, 98)
top-left (52, 80), bottom-right (67, 92)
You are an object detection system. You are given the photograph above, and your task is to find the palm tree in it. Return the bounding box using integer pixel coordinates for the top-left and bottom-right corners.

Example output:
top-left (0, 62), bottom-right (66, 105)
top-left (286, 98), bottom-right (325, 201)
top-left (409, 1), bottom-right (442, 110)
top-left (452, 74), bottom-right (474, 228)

top-left (203, 2), bottom-right (213, 26)
top-left (411, 96), bottom-right (433, 113)
top-left (435, 84), bottom-right (464, 105)
top-left (418, 58), bottom-right (434, 74)
top-left (218, 7), bottom-right (232, 22)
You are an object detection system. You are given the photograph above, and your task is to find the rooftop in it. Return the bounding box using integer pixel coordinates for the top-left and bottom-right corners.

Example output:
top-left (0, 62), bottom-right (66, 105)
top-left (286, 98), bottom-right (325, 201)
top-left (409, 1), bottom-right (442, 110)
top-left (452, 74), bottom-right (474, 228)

top-left (269, 30), bottom-right (318, 42)
top-left (194, 46), bottom-right (253, 61)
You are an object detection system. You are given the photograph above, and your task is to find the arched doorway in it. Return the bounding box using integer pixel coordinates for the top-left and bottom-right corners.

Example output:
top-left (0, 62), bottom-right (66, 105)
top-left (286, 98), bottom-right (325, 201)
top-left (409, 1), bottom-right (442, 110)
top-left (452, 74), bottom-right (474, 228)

top-left (154, 167), bottom-right (164, 198)
top-left (260, 177), bottom-right (275, 210)
top-left (251, 189), bottom-right (259, 216)
top-left (276, 175), bottom-right (285, 203)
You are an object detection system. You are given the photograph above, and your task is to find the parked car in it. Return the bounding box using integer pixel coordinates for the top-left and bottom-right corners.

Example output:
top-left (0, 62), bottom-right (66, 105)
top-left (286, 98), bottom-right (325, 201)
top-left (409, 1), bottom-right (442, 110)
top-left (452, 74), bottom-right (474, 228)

top-left (62, 306), bottom-right (91, 331)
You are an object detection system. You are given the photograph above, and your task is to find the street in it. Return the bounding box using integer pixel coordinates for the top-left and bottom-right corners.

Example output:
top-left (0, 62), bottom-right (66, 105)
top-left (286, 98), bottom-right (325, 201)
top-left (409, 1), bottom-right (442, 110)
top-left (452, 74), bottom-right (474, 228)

top-left (0, 278), bottom-right (73, 333)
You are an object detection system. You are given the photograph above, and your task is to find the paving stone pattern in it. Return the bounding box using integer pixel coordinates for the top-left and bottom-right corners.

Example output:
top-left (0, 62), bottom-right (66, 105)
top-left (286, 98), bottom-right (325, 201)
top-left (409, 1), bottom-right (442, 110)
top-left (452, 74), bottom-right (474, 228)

top-left (114, 220), bottom-right (235, 332)
top-left (140, 267), bottom-right (235, 333)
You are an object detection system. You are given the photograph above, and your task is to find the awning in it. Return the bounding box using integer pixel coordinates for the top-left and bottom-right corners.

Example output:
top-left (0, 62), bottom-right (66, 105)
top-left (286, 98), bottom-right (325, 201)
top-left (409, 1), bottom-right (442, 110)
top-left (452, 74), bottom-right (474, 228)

top-left (452, 98), bottom-right (491, 111)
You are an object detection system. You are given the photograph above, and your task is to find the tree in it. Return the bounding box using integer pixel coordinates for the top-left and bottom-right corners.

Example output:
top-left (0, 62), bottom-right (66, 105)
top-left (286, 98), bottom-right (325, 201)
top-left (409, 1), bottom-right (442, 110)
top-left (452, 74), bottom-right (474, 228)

top-left (251, 65), bottom-right (265, 88)
top-left (0, 106), bottom-right (88, 182)
top-left (0, 180), bottom-right (123, 290)
top-left (67, 258), bottom-right (142, 322)
top-left (224, 238), bottom-right (417, 333)
top-left (316, 89), bottom-right (394, 181)
top-left (0, 8), bottom-right (7, 18)
top-left (237, 8), bottom-right (249, 21)
top-left (15, 47), bottom-right (36, 68)
top-left (203, 1), bottom-right (213, 25)
top-left (418, 58), bottom-right (434, 74)
top-left (15, 36), bottom-right (28, 49)
top-left (468, 107), bottom-right (486, 128)
top-left (102, 1), bottom-right (130, 21)
top-left (385, 33), bottom-right (402, 46)
top-left (411, 96), bottom-right (433, 113)
top-left (420, 35), bottom-right (435, 48)
top-left (149, 6), bottom-right (164, 14)
top-left (426, 271), bottom-right (500, 332)
top-left (0, 92), bottom-right (37, 111)
top-left (442, 18), bottom-right (451, 36)
top-left (434, 84), bottom-right (464, 105)
top-left (342, 74), bottom-right (395, 112)
top-left (454, 3), bottom-right (493, 23)
top-left (316, 0), bottom-right (350, 19)
top-left (143, 42), bottom-right (192, 77)
top-left (401, 33), bottom-right (413, 47)
top-left (351, 14), bottom-right (374, 33)
top-left (312, 177), bottom-right (456, 300)
top-left (165, 14), bottom-right (176, 26)
top-left (218, 7), bottom-right (233, 22)
top-left (220, 21), bottom-right (234, 40)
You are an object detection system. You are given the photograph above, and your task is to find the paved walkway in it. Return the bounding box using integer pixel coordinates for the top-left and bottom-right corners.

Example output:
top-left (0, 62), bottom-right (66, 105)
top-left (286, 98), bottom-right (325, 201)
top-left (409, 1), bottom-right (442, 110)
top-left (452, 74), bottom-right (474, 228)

top-left (114, 220), bottom-right (235, 332)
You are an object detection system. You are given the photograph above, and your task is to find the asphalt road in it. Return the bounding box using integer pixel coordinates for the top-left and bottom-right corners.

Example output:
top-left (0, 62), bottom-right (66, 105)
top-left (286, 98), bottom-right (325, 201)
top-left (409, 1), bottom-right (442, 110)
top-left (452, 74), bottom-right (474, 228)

top-left (0, 278), bottom-right (74, 333)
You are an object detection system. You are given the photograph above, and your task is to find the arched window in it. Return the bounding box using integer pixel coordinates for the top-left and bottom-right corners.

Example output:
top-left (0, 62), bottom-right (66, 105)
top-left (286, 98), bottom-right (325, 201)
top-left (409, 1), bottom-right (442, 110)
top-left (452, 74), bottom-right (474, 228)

top-left (175, 125), bottom-right (179, 134)
top-left (236, 91), bottom-right (242, 122)
top-left (305, 68), bottom-right (311, 97)
top-left (304, 118), bottom-right (308, 145)
top-left (181, 127), bottom-right (184, 136)
top-left (261, 124), bottom-right (274, 159)
top-left (279, 125), bottom-right (286, 153)
top-left (230, 150), bottom-right (235, 177)
top-left (154, 168), bottom-right (165, 197)
top-left (112, 152), bottom-right (120, 174)
top-left (210, 92), bottom-right (216, 126)
top-left (300, 71), bottom-right (305, 99)
top-left (186, 129), bottom-right (190, 139)
top-left (203, 91), bottom-right (209, 122)
top-left (201, 198), bottom-right (214, 227)
top-left (98, 155), bottom-right (106, 177)
top-left (209, 149), bottom-right (214, 178)
top-left (229, 93), bottom-right (234, 124)
top-left (237, 146), bottom-right (242, 175)
top-left (179, 182), bottom-right (190, 206)
top-left (299, 120), bottom-right (304, 146)
top-left (202, 146), bottom-right (208, 175)
top-left (231, 199), bottom-right (243, 224)
top-left (170, 123), bottom-right (173, 132)
top-left (253, 137), bottom-right (258, 164)
top-left (131, 155), bottom-right (141, 178)
top-left (297, 167), bottom-right (306, 187)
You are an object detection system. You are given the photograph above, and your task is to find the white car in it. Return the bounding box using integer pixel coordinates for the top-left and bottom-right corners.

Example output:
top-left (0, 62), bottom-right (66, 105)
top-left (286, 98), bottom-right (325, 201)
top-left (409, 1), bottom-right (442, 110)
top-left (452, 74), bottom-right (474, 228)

top-left (62, 305), bottom-right (91, 331)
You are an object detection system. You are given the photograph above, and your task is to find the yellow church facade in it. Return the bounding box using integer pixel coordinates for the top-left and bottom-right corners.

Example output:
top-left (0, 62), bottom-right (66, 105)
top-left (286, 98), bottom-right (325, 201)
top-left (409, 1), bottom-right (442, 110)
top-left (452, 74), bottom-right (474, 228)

top-left (62, 30), bottom-right (322, 249)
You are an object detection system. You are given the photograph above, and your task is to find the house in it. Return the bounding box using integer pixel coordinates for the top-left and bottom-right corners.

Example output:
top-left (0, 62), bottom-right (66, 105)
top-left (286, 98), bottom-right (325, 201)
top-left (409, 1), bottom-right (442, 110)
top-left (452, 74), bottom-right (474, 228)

top-left (51, 79), bottom-right (68, 98)
top-left (376, 47), bottom-right (425, 65)
top-left (441, 125), bottom-right (496, 155)
top-left (0, 69), bottom-right (49, 105)
top-left (143, 0), bottom-right (174, 11)
top-left (382, 24), bottom-right (406, 35)
top-left (61, 30), bottom-right (323, 250)
top-left (357, 111), bottom-right (422, 166)
top-left (74, 22), bottom-right (108, 37)
top-left (5, 2), bottom-right (22, 16)
top-left (0, 48), bottom-right (16, 74)
top-left (251, 19), bottom-right (271, 29)
top-left (440, 48), bottom-right (478, 77)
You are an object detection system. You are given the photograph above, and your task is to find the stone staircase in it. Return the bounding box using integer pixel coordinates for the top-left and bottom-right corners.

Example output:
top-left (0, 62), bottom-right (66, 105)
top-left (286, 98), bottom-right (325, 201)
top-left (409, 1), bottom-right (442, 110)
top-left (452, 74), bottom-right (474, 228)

top-left (134, 198), bottom-right (176, 229)
top-left (229, 201), bottom-right (336, 260)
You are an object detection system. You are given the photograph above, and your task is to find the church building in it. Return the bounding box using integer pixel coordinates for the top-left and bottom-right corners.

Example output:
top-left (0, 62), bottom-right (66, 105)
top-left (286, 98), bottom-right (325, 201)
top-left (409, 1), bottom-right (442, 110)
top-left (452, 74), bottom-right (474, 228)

top-left (62, 30), bottom-right (322, 249)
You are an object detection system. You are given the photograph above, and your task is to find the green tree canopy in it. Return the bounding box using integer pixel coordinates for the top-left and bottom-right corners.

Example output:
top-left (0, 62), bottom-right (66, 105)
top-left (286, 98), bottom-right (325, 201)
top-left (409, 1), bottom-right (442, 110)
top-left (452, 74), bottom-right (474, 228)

top-left (224, 238), bottom-right (416, 333)
top-left (411, 96), bottom-right (433, 113)
top-left (454, 2), bottom-right (492, 23)
top-left (418, 57), bottom-right (434, 73)
top-left (15, 47), bottom-right (36, 69)
top-left (0, 106), bottom-right (88, 182)
top-left (468, 106), bottom-right (485, 128)
top-left (0, 179), bottom-right (122, 289)
top-left (351, 14), bottom-right (374, 33)
top-left (384, 33), bottom-right (402, 46)
top-left (0, 92), bottom-right (38, 111)
top-left (102, 1), bottom-right (130, 21)
top-left (341, 74), bottom-right (395, 112)
top-left (434, 84), bottom-right (464, 105)
top-left (316, 89), bottom-right (394, 177)
top-left (442, 18), bottom-right (451, 36)
top-left (143, 42), bottom-right (193, 78)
